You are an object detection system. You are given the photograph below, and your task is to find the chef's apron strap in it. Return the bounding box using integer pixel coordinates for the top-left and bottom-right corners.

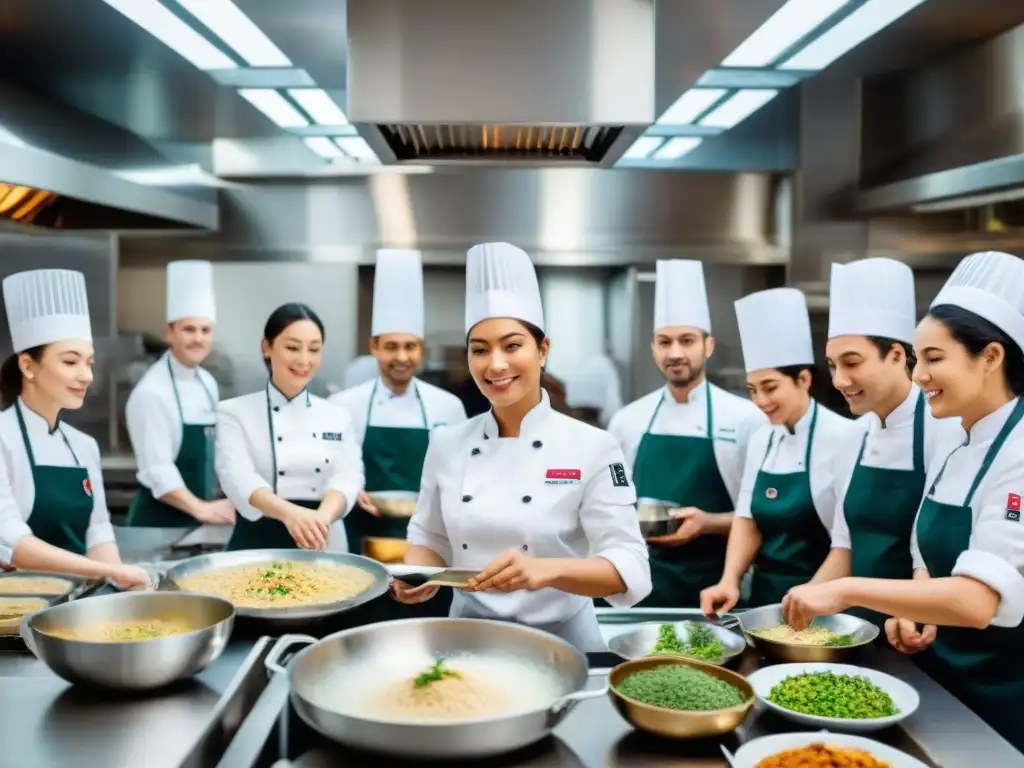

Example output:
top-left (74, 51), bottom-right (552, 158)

top-left (911, 390), bottom-right (925, 473)
top-left (965, 398), bottom-right (1024, 505)
top-left (14, 401), bottom-right (39, 468)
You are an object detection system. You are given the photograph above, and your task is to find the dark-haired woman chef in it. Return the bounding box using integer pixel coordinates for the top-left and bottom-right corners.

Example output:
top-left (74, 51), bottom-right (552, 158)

top-left (215, 303), bottom-right (364, 551)
top-left (701, 288), bottom-right (856, 613)
top-left (782, 250), bottom-right (1024, 751)
top-left (0, 269), bottom-right (150, 589)
top-left (393, 242), bottom-right (651, 651)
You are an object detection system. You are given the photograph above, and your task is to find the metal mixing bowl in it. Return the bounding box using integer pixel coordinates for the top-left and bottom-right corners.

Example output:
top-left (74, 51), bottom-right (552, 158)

top-left (636, 498), bottom-right (681, 538)
top-left (608, 616), bottom-right (747, 666)
top-left (608, 656), bottom-right (755, 739)
top-left (739, 603), bottom-right (879, 663)
top-left (21, 591), bottom-right (234, 690)
top-left (368, 491), bottom-right (419, 518)
top-left (265, 617), bottom-right (608, 759)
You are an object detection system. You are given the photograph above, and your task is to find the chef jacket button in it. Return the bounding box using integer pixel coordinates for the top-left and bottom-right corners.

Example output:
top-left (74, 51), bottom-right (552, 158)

top-left (483, 434), bottom-right (489, 440)
top-left (522, 495), bottom-right (532, 503)
top-left (471, 448), bottom-right (481, 456)
top-left (315, 468), bottom-right (321, 473)
top-left (273, 406), bottom-right (280, 413)
top-left (532, 440), bottom-right (542, 448)
top-left (277, 436), bottom-right (283, 442)
top-left (325, 458), bottom-right (330, 463)
top-left (462, 543), bottom-right (468, 550)
top-left (462, 495), bottom-right (472, 502)
top-left (278, 470), bottom-right (285, 476)
top-left (521, 544), bottom-right (528, 552)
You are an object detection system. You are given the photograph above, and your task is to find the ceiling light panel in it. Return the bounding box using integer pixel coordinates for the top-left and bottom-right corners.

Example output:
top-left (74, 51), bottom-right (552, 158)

top-left (101, 0), bottom-right (236, 70)
top-left (722, 0), bottom-right (851, 68)
top-left (304, 137), bottom-right (344, 159)
top-left (238, 89), bottom-right (309, 128)
top-left (288, 89), bottom-right (349, 126)
top-left (657, 89), bottom-right (727, 126)
top-left (335, 137), bottom-right (379, 163)
top-left (622, 136), bottom-right (664, 160)
top-left (177, 0), bottom-right (290, 67)
top-left (780, 0), bottom-right (930, 71)
top-left (653, 137), bottom-right (703, 160)
top-left (699, 89), bottom-right (779, 129)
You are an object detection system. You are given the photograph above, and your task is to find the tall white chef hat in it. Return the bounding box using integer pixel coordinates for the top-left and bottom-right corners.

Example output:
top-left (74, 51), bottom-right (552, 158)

top-left (2, 269), bottom-right (92, 353)
top-left (464, 242), bottom-right (544, 334)
top-left (653, 260), bottom-right (712, 334)
top-left (827, 258), bottom-right (916, 343)
top-left (931, 250), bottom-right (1024, 349)
top-left (371, 249), bottom-right (424, 338)
top-left (735, 288), bottom-right (814, 373)
top-left (166, 260), bottom-right (216, 324)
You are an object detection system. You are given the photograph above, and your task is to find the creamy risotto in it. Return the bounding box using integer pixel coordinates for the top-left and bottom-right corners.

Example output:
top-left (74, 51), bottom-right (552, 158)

top-left (175, 560), bottom-right (375, 608)
top-left (749, 623), bottom-right (851, 646)
top-left (0, 576), bottom-right (73, 595)
top-left (43, 618), bottom-right (194, 642)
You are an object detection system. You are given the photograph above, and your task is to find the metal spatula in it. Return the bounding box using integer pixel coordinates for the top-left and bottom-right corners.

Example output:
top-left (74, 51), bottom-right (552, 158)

top-left (390, 567), bottom-right (482, 588)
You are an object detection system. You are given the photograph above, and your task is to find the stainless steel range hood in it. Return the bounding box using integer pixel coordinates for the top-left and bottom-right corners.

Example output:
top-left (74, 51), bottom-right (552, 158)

top-left (346, 0), bottom-right (654, 165)
top-left (0, 80), bottom-right (217, 230)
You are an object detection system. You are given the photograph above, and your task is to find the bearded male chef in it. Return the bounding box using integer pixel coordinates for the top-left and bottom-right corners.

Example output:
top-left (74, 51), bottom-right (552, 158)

top-left (608, 260), bottom-right (763, 607)
top-left (124, 260), bottom-right (234, 528)
top-left (329, 250), bottom-right (466, 561)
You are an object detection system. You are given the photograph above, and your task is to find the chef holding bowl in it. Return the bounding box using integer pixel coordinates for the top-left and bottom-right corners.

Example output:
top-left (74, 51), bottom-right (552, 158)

top-left (393, 242), bottom-right (651, 651)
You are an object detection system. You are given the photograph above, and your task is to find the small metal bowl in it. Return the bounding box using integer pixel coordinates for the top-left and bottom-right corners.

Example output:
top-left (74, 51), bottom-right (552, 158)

top-left (636, 498), bottom-right (680, 538)
top-left (362, 537), bottom-right (410, 563)
top-left (739, 604), bottom-right (879, 663)
top-left (368, 491), bottom-right (418, 519)
top-left (608, 617), bottom-right (746, 666)
top-left (608, 656), bottom-right (755, 739)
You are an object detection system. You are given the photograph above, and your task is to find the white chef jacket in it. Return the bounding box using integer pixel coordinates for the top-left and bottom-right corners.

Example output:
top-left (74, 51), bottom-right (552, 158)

top-left (125, 352), bottom-right (219, 498)
top-left (607, 381), bottom-right (765, 505)
top-left (214, 385), bottom-right (364, 551)
top-left (830, 384), bottom-right (966, 549)
top-left (909, 398), bottom-right (1024, 628)
top-left (407, 391), bottom-right (651, 629)
top-left (328, 376), bottom-right (467, 444)
top-left (734, 402), bottom-right (857, 532)
top-left (0, 400), bottom-right (115, 563)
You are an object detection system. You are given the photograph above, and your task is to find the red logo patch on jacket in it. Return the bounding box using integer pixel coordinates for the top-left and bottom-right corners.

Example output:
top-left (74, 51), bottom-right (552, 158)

top-left (545, 468), bottom-right (581, 485)
top-left (82, 479), bottom-right (93, 497)
top-left (1007, 493), bottom-right (1021, 522)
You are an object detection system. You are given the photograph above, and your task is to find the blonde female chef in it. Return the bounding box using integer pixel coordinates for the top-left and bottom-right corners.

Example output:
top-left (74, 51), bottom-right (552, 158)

top-left (215, 303), bottom-right (364, 551)
top-left (0, 269), bottom-right (150, 589)
top-left (782, 250), bottom-right (1024, 751)
top-left (394, 242), bottom-right (651, 651)
top-left (701, 289), bottom-right (855, 613)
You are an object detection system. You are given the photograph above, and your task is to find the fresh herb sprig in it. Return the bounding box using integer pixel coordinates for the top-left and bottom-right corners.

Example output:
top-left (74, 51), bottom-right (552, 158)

top-left (768, 671), bottom-right (898, 719)
top-left (413, 659), bottom-right (462, 689)
top-left (646, 622), bottom-right (724, 662)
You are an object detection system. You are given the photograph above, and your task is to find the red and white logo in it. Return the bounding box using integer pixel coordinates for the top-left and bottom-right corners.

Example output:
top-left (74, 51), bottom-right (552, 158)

top-left (545, 468), bottom-right (581, 485)
top-left (82, 478), bottom-right (93, 497)
top-left (1008, 493), bottom-right (1021, 512)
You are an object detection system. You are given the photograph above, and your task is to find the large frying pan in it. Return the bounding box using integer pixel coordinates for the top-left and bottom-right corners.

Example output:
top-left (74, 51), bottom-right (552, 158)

top-left (164, 549), bottom-right (391, 621)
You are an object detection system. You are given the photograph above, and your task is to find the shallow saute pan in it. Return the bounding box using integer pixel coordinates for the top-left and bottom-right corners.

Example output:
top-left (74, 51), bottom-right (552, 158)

top-left (739, 603), bottom-right (879, 663)
top-left (264, 618), bottom-right (608, 759)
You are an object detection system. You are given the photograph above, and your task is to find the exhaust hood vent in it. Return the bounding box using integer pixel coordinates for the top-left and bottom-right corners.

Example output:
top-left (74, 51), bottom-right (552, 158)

top-left (377, 124), bottom-right (625, 164)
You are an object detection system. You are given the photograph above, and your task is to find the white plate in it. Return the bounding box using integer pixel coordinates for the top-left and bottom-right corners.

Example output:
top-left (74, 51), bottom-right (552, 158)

top-left (746, 662), bottom-right (919, 733)
top-left (731, 731), bottom-right (929, 768)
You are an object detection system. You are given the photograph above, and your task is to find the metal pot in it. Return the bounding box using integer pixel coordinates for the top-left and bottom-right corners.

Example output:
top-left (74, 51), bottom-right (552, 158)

top-left (265, 618), bottom-right (609, 759)
top-left (738, 604), bottom-right (879, 663)
top-left (21, 591), bottom-right (234, 690)
top-left (635, 498), bottom-right (681, 538)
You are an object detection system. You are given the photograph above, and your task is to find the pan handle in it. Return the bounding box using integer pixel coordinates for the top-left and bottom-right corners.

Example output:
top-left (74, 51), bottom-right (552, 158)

top-left (264, 633), bottom-right (318, 676)
top-left (392, 572), bottom-right (431, 588)
top-left (546, 681), bottom-right (609, 727)
top-left (718, 612), bottom-right (742, 632)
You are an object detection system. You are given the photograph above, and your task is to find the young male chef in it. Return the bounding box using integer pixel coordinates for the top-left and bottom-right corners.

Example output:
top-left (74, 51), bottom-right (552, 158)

top-left (329, 250), bottom-right (466, 560)
top-left (124, 260), bottom-right (235, 528)
top-left (608, 260), bottom-right (763, 607)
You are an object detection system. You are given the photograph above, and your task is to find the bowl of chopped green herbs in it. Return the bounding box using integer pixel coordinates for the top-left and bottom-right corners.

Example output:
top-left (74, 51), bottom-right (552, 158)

top-left (608, 656), bottom-right (755, 739)
top-left (745, 662), bottom-right (920, 732)
top-left (608, 619), bottom-right (746, 666)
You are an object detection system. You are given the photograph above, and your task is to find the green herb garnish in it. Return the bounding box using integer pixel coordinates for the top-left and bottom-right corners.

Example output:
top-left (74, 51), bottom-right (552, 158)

top-left (824, 633), bottom-right (856, 647)
top-left (413, 659), bottom-right (462, 688)
top-left (616, 664), bottom-right (745, 711)
top-left (646, 622), bottom-right (724, 662)
top-left (768, 671), bottom-right (898, 719)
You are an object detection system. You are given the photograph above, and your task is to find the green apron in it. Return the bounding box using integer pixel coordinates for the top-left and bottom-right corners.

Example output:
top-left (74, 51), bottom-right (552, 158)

top-left (915, 397), bottom-right (1024, 752)
top-left (844, 391), bottom-right (926, 628)
top-left (749, 401), bottom-right (830, 607)
top-left (226, 385), bottom-right (321, 551)
top-left (127, 356), bottom-right (217, 527)
top-left (635, 380), bottom-right (735, 607)
top-left (15, 401), bottom-right (93, 555)
top-left (346, 380), bottom-right (430, 559)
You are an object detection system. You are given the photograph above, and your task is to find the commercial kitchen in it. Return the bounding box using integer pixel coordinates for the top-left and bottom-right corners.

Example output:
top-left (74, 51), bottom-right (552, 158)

top-left (2, 0), bottom-right (1024, 766)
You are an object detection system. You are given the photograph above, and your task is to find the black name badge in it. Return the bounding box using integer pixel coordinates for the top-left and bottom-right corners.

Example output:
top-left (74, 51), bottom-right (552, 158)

top-left (321, 431), bottom-right (344, 441)
top-left (609, 462), bottom-right (629, 488)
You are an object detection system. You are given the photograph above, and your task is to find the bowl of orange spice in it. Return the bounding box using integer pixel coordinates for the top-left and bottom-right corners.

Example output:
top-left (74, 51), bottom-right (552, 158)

top-left (731, 733), bottom-right (929, 768)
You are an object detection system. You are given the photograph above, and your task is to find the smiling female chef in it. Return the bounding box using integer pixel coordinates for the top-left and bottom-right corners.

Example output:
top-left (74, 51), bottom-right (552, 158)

top-left (394, 242), bottom-right (651, 651)
top-left (701, 288), bottom-right (856, 613)
top-left (215, 303), bottom-right (364, 551)
top-left (0, 270), bottom-right (150, 589)
top-left (782, 250), bottom-right (1024, 751)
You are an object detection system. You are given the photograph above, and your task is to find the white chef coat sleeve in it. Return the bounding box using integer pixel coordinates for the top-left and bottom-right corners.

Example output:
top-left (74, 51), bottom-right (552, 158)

top-left (82, 436), bottom-right (115, 550)
top-left (828, 433), bottom-right (858, 550)
top-left (581, 436), bottom-right (651, 608)
top-left (327, 390), bottom-right (365, 444)
top-left (324, 407), bottom-right (363, 516)
top-left (125, 389), bottom-right (186, 498)
top-left (0, 443), bottom-right (30, 564)
top-left (215, 405), bottom-right (272, 522)
top-left (406, 430), bottom-right (453, 564)
top-left (734, 427), bottom-right (768, 520)
top-left (909, 504), bottom-right (926, 571)
top-left (605, 407), bottom-right (636, 471)
top-left (950, 457), bottom-right (1024, 628)
top-left (736, 407), bottom-right (766, 471)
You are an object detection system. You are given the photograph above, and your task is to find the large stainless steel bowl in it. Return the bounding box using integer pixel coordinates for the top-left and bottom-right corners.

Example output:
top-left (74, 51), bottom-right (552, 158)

top-left (608, 616), bottom-right (747, 666)
top-left (739, 604), bottom-right (879, 663)
top-left (21, 592), bottom-right (234, 690)
top-left (265, 618), bottom-right (608, 759)
top-left (164, 548), bottom-right (391, 620)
